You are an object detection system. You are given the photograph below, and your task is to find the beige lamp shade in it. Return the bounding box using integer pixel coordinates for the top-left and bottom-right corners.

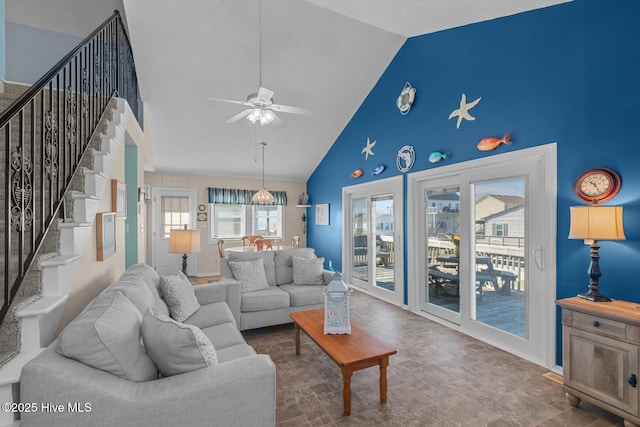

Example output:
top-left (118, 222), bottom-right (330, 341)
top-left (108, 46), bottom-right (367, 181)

top-left (568, 206), bottom-right (626, 240)
top-left (169, 229), bottom-right (202, 254)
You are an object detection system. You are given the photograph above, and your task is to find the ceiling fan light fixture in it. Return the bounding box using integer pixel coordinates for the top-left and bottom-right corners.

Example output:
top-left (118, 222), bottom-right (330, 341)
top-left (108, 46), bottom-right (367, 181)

top-left (263, 109), bottom-right (275, 122)
top-left (247, 108), bottom-right (262, 124)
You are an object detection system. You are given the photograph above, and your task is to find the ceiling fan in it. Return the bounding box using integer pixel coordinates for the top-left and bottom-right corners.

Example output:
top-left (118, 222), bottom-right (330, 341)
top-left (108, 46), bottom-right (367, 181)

top-left (207, 86), bottom-right (311, 126)
top-left (206, 0), bottom-right (311, 126)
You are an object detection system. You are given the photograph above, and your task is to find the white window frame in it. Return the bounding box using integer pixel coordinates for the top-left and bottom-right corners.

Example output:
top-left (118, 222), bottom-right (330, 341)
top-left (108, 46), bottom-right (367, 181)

top-left (209, 204), bottom-right (285, 242)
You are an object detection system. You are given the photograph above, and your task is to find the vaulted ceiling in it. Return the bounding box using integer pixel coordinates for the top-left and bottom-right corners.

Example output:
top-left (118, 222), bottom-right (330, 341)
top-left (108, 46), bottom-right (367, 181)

top-left (6, 0), bottom-right (570, 181)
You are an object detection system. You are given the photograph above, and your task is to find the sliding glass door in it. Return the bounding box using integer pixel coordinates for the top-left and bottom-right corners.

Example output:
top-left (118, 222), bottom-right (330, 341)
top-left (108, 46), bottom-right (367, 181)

top-left (409, 144), bottom-right (556, 366)
top-left (343, 176), bottom-right (403, 306)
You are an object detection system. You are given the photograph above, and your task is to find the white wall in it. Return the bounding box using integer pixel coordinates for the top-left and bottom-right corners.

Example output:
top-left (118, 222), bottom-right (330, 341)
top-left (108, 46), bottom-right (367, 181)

top-left (144, 172), bottom-right (308, 275)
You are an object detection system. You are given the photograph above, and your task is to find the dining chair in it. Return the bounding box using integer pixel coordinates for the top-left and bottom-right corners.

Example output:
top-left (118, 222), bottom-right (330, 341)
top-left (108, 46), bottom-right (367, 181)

top-left (291, 236), bottom-right (300, 248)
top-left (217, 239), bottom-right (225, 258)
top-left (241, 235), bottom-right (261, 246)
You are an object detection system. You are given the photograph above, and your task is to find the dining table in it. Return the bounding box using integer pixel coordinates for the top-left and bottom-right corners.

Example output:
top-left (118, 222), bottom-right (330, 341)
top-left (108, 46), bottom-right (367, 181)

top-left (224, 245), bottom-right (293, 255)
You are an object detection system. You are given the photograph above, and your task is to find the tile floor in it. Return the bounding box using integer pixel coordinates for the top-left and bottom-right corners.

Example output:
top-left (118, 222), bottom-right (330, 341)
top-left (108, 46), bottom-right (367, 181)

top-left (243, 290), bottom-right (625, 426)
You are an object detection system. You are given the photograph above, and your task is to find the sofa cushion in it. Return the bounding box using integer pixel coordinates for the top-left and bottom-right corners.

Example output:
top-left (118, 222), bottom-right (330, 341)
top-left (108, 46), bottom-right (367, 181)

top-left (292, 255), bottom-right (325, 285)
top-left (228, 251), bottom-right (276, 286)
top-left (228, 258), bottom-right (270, 293)
top-left (141, 309), bottom-right (218, 377)
top-left (215, 344), bottom-right (257, 363)
top-left (107, 277), bottom-right (156, 316)
top-left (123, 264), bottom-right (169, 317)
top-left (274, 248), bottom-right (316, 285)
top-left (184, 301), bottom-right (236, 329)
top-left (56, 291), bottom-right (158, 382)
top-left (159, 272), bottom-right (201, 321)
top-left (240, 286), bottom-right (290, 313)
top-left (201, 322), bottom-right (247, 350)
top-left (278, 284), bottom-right (326, 307)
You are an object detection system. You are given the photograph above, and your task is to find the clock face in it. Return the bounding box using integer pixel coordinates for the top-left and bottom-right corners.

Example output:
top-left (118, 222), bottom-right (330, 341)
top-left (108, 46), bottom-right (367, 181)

top-left (574, 168), bottom-right (621, 203)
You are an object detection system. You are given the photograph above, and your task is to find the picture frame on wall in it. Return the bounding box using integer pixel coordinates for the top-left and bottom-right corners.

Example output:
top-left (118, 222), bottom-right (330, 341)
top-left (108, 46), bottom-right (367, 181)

top-left (96, 212), bottom-right (116, 261)
top-left (111, 180), bottom-right (127, 219)
top-left (315, 203), bottom-right (329, 226)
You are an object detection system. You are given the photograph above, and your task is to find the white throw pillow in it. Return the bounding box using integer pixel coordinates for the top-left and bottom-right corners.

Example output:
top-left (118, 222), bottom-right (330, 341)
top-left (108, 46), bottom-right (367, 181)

top-left (292, 255), bottom-right (325, 285)
top-left (228, 258), bottom-right (270, 293)
top-left (56, 291), bottom-right (158, 381)
top-left (159, 272), bottom-right (200, 322)
top-left (141, 309), bottom-right (218, 377)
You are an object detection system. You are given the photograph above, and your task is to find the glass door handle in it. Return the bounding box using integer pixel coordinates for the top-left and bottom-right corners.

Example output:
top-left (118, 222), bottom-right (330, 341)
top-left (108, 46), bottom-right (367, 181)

top-left (534, 247), bottom-right (544, 271)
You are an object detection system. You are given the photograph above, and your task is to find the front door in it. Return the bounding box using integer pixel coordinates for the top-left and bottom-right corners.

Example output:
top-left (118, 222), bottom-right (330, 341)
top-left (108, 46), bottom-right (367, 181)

top-left (152, 188), bottom-right (197, 276)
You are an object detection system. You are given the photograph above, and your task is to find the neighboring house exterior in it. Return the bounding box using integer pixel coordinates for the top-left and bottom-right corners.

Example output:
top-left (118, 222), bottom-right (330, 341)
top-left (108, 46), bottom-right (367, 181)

top-left (475, 195), bottom-right (524, 222)
top-left (483, 204), bottom-right (525, 238)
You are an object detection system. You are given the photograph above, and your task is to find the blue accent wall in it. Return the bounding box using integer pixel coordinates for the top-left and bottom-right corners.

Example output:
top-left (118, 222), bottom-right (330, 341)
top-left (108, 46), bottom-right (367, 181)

top-left (306, 0), bottom-right (640, 365)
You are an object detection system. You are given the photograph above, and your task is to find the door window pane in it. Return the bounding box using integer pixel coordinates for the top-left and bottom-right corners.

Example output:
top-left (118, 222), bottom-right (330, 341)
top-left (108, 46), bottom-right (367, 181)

top-left (372, 195), bottom-right (394, 292)
top-left (352, 197), bottom-right (368, 283)
top-left (161, 196), bottom-right (190, 238)
top-left (473, 178), bottom-right (526, 337)
top-left (425, 187), bottom-right (461, 314)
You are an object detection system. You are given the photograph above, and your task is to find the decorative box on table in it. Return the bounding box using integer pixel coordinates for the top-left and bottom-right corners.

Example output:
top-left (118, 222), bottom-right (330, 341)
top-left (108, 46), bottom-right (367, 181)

top-left (324, 272), bottom-right (352, 334)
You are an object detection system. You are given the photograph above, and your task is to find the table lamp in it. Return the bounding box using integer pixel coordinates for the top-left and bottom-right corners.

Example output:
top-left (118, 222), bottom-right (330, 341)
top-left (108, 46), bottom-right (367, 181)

top-left (568, 205), bottom-right (625, 302)
top-left (169, 225), bottom-right (201, 276)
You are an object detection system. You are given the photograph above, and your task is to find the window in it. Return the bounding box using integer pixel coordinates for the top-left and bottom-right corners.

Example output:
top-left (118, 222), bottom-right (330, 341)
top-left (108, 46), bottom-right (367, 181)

top-left (211, 204), bottom-right (244, 238)
top-left (493, 223), bottom-right (509, 236)
top-left (253, 205), bottom-right (281, 237)
top-left (210, 204), bottom-right (284, 240)
top-left (161, 196), bottom-right (190, 238)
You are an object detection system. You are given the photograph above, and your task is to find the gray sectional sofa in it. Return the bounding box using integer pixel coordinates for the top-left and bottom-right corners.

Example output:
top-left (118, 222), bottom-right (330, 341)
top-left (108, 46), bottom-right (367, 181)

top-left (20, 264), bottom-right (275, 427)
top-left (220, 248), bottom-right (333, 331)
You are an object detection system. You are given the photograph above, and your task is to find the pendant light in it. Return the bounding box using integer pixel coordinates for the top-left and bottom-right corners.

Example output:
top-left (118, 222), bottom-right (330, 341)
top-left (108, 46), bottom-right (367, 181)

top-left (252, 141), bottom-right (274, 204)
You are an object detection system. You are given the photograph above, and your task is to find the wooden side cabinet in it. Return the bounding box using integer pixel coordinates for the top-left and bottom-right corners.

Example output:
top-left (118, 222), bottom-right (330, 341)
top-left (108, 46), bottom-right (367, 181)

top-left (557, 297), bottom-right (640, 427)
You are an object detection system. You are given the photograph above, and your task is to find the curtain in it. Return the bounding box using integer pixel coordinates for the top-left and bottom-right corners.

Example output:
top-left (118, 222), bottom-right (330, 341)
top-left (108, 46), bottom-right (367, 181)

top-left (207, 187), bottom-right (287, 205)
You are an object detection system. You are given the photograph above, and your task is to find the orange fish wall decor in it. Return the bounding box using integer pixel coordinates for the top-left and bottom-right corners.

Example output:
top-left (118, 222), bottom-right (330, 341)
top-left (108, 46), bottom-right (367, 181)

top-left (477, 133), bottom-right (512, 151)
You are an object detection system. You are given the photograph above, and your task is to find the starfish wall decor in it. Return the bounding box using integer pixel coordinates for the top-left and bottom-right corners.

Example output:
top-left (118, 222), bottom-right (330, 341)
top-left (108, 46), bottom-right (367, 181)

top-left (362, 137), bottom-right (376, 159)
top-left (448, 93), bottom-right (482, 129)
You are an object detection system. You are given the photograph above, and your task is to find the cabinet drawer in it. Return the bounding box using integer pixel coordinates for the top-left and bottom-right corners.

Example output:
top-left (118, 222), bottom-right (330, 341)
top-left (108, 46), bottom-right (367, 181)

top-left (563, 311), bottom-right (640, 343)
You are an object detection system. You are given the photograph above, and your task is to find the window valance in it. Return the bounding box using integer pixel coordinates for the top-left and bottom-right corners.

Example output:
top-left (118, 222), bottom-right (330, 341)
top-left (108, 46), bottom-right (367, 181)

top-left (207, 187), bottom-right (287, 205)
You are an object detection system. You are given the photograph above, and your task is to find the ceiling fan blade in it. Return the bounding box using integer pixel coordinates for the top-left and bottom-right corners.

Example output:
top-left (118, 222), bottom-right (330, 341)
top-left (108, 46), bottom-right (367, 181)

top-left (207, 97), bottom-right (254, 107)
top-left (225, 109), bottom-right (252, 123)
top-left (269, 103), bottom-right (312, 116)
top-left (271, 113), bottom-right (286, 128)
top-left (257, 87), bottom-right (274, 103)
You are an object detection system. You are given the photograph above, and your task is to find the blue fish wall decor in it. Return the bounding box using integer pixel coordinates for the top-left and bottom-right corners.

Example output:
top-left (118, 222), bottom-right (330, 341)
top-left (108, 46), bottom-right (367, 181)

top-left (372, 164), bottom-right (386, 175)
top-left (428, 151), bottom-right (452, 163)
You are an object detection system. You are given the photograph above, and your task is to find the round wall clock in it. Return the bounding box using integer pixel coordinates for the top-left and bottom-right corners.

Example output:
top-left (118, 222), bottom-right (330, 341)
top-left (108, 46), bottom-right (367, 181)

top-left (573, 167), bottom-right (621, 204)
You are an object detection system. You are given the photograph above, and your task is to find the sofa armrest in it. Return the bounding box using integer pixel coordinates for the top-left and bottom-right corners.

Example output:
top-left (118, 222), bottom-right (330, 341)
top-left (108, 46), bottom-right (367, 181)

top-left (20, 347), bottom-right (275, 427)
top-left (193, 279), bottom-right (241, 326)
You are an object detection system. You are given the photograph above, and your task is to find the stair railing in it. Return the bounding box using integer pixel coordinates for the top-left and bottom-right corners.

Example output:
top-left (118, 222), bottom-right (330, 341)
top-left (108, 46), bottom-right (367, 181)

top-left (0, 11), bottom-right (140, 326)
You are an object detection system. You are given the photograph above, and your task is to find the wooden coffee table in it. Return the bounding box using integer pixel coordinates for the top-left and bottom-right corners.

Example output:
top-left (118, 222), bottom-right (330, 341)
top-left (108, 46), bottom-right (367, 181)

top-left (289, 309), bottom-right (397, 416)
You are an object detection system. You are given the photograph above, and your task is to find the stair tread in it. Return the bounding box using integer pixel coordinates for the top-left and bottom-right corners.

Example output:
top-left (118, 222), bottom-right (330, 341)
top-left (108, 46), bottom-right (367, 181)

top-left (0, 349), bottom-right (46, 385)
top-left (70, 192), bottom-right (101, 201)
top-left (83, 169), bottom-right (108, 178)
top-left (57, 222), bottom-right (93, 229)
top-left (16, 295), bottom-right (68, 318)
top-left (40, 254), bottom-right (82, 267)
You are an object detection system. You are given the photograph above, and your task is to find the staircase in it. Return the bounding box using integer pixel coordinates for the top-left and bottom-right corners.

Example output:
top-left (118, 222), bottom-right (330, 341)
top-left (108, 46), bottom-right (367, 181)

top-left (0, 10), bottom-right (141, 426)
top-left (0, 94), bottom-right (128, 426)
